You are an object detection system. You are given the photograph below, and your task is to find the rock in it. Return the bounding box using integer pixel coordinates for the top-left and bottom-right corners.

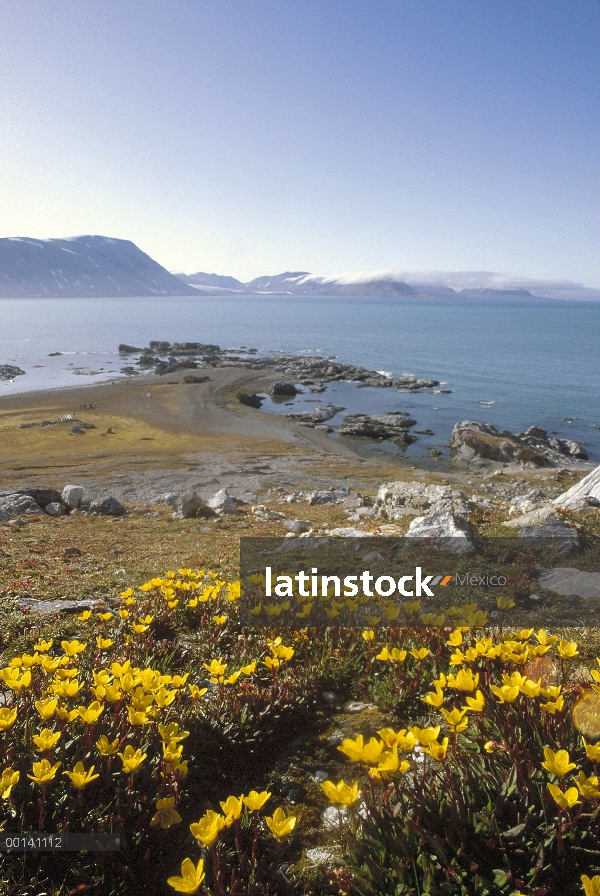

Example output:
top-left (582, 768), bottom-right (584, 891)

top-left (322, 806), bottom-right (348, 829)
top-left (537, 568), bottom-right (600, 599)
top-left (176, 492), bottom-right (217, 519)
top-left (502, 505), bottom-right (556, 528)
top-left (207, 488), bottom-right (246, 515)
top-left (0, 494), bottom-right (44, 516)
top-left (321, 691), bottom-right (337, 703)
top-left (304, 848), bottom-right (338, 868)
top-left (45, 502), bottom-right (68, 517)
top-left (450, 420), bottom-right (588, 467)
top-left (405, 511), bottom-right (475, 552)
top-left (554, 465), bottom-right (600, 510)
top-left (62, 484), bottom-right (87, 509)
top-left (118, 344), bottom-right (143, 354)
top-left (520, 518), bottom-right (580, 555)
top-left (285, 404), bottom-right (344, 425)
top-left (327, 527), bottom-right (373, 537)
top-left (271, 382), bottom-right (299, 396)
top-left (154, 493), bottom-right (179, 508)
top-left (15, 487), bottom-right (63, 509)
top-left (284, 519), bottom-right (312, 533)
top-left (237, 392), bottom-right (263, 408)
top-left (0, 509), bottom-right (7, 522)
top-left (0, 365), bottom-right (26, 380)
top-left (375, 482), bottom-right (470, 520)
top-left (307, 487), bottom-right (350, 506)
top-left (182, 374), bottom-right (211, 384)
top-left (89, 497), bottom-right (127, 516)
top-left (345, 701), bottom-right (376, 712)
top-left (391, 375), bottom-right (439, 391)
top-left (339, 413), bottom-right (417, 442)
top-left (19, 597), bottom-right (106, 615)
top-left (251, 505), bottom-right (286, 521)
top-left (63, 546), bottom-right (82, 558)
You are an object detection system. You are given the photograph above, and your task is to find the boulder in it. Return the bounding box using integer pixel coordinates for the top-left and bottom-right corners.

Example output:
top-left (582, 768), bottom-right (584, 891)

top-left (520, 518), bottom-right (579, 555)
top-left (62, 484), bottom-right (87, 509)
top-left (0, 508), bottom-right (7, 522)
top-left (450, 420), bottom-right (588, 467)
top-left (339, 413), bottom-right (417, 442)
top-left (554, 465), bottom-right (600, 510)
top-left (0, 494), bottom-right (44, 516)
top-left (307, 487), bottom-right (350, 506)
top-left (45, 502), bottom-right (68, 517)
top-left (284, 519), bottom-right (312, 533)
top-left (0, 365), bottom-right (25, 380)
top-left (175, 492), bottom-right (217, 519)
top-left (183, 374), bottom-right (211, 384)
top-left (271, 382), bottom-right (298, 396)
top-left (237, 392), bottom-right (264, 409)
top-left (251, 505), bottom-right (286, 521)
top-left (208, 488), bottom-right (246, 515)
top-left (537, 568), bottom-right (600, 599)
top-left (502, 505), bottom-right (556, 528)
top-left (19, 597), bottom-right (105, 615)
top-left (89, 497), bottom-right (127, 516)
top-left (327, 527), bottom-right (373, 537)
top-left (405, 511), bottom-right (475, 553)
top-left (154, 493), bottom-right (180, 509)
top-left (118, 344), bottom-right (143, 354)
top-left (16, 487), bottom-right (63, 509)
top-left (375, 482), bottom-right (470, 520)
top-left (285, 404), bottom-right (344, 425)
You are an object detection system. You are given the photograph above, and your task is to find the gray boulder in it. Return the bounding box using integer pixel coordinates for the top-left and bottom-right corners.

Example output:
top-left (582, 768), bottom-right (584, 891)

top-left (375, 481), bottom-right (470, 519)
top-left (176, 491), bottom-right (217, 519)
top-left (16, 487), bottom-right (63, 508)
top-left (89, 497), bottom-right (127, 516)
top-left (450, 420), bottom-right (587, 467)
top-left (0, 508), bottom-right (7, 522)
top-left (554, 465), bottom-right (600, 510)
top-left (285, 404), bottom-right (344, 425)
top-left (62, 484), bottom-right (87, 509)
top-left (284, 519), bottom-right (312, 533)
top-left (307, 487), bottom-right (350, 506)
top-left (45, 502), bottom-right (68, 517)
top-left (537, 568), bottom-right (600, 599)
top-left (0, 494), bottom-right (44, 516)
top-left (520, 518), bottom-right (579, 554)
top-left (405, 511), bottom-right (475, 552)
top-left (208, 488), bottom-right (246, 515)
top-left (155, 492), bottom-right (180, 508)
top-left (271, 382), bottom-right (298, 396)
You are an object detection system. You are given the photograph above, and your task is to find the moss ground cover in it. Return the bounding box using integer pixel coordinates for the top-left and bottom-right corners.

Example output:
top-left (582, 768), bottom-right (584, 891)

top-left (0, 505), bottom-right (600, 894)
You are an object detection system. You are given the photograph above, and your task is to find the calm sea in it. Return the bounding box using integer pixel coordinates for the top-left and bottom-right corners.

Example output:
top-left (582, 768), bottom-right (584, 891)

top-left (0, 295), bottom-right (598, 461)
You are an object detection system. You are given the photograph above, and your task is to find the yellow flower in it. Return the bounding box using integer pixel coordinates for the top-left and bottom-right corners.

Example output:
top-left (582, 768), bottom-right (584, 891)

top-left (3, 668), bottom-right (31, 691)
top-left (520, 678), bottom-right (541, 698)
top-left (77, 610), bottom-right (92, 621)
top-left (61, 640), bottom-right (86, 657)
top-left (490, 684), bottom-right (520, 703)
top-left (76, 701), bottom-right (104, 725)
top-left (421, 687), bottom-right (445, 709)
top-left (265, 806), bottom-right (297, 838)
top-left (64, 761), bottom-right (100, 789)
top-left (541, 696), bottom-right (565, 714)
top-left (154, 688), bottom-right (176, 708)
top-left (0, 768), bottom-right (20, 799)
top-left (584, 738), bottom-right (600, 762)
top-left (338, 734), bottom-right (365, 762)
top-left (204, 658), bottom-right (227, 677)
top-left (582, 875), bottom-right (600, 896)
top-left (56, 706), bottom-right (79, 721)
top-left (447, 669), bottom-right (479, 692)
top-left (447, 629), bottom-right (463, 646)
top-left (243, 790), bottom-right (271, 811)
top-left (189, 684), bottom-right (208, 699)
top-left (151, 796), bottom-right (182, 829)
top-left (220, 795), bottom-right (243, 822)
top-left (424, 738), bottom-right (449, 761)
top-left (465, 690), bottom-right (485, 712)
top-left (119, 609), bottom-right (130, 619)
top-left (440, 707), bottom-right (469, 733)
top-left (0, 708), bottom-right (18, 731)
top-left (118, 745), bottom-right (146, 774)
top-left (409, 726), bottom-right (440, 747)
top-left (557, 639), bottom-right (578, 659)
top-left (320, 779), bottom-right (361, 806)
top-left (127, 706), bottom-right (152, 726)
top-left (32, 729), bottom-right (61, 752)
top-left (361, 629), bottom-right (375, 641)
top-left (369, 749), bottom-right (410, 779)
top-left (97, 612), bottom-right (113, 621)
top-left (240, 662), bottom-right (256, 675)
top-left (96, 637), bottom-right (113, 650)
top-left (378, 728), bottom-right (417, 753)
top-left (213, 615), bottom-right (227, 625)
top-left (547, 783), bottom-right (581, 809)
top-left (542, 747), bottom-right (576, 777)
top-left (28, 759), bottom-right (61, 785)
top-left (190, 811), bottom-right (227, 846)
top-left (167, 857), bottom-right (205, 894)
top-left (263, 656), bottom-right (280, 670)
top-left (96, 735), bottom-right (120, 755)
top-left (410, 647), bottom-right (429, 661)
top-left (34, 639), bottom-right (53, 652)
top-left (361, 737), bottom-right (386, 765)
top-left (158, 723), bottom-right (189, 744)
top-left (131, 623), bottom-right (149, 634)
top-left (575, 771), bottom-right (600, 799)
top-left (496, 596), bottom-right (515, 610)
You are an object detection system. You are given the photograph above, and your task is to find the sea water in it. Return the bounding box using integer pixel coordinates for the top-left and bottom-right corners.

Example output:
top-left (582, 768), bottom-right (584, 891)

top-left (0, 295), bottom-right (598, 460)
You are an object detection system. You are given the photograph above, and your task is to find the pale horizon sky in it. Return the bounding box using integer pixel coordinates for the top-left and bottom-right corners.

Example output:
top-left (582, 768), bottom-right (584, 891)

top-left (0, 1), bottom-right (598, 284)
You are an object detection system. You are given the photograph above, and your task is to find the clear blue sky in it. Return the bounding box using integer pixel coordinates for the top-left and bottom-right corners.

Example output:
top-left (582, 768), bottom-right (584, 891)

top-left (0, 0), bottom-right (598, 283)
